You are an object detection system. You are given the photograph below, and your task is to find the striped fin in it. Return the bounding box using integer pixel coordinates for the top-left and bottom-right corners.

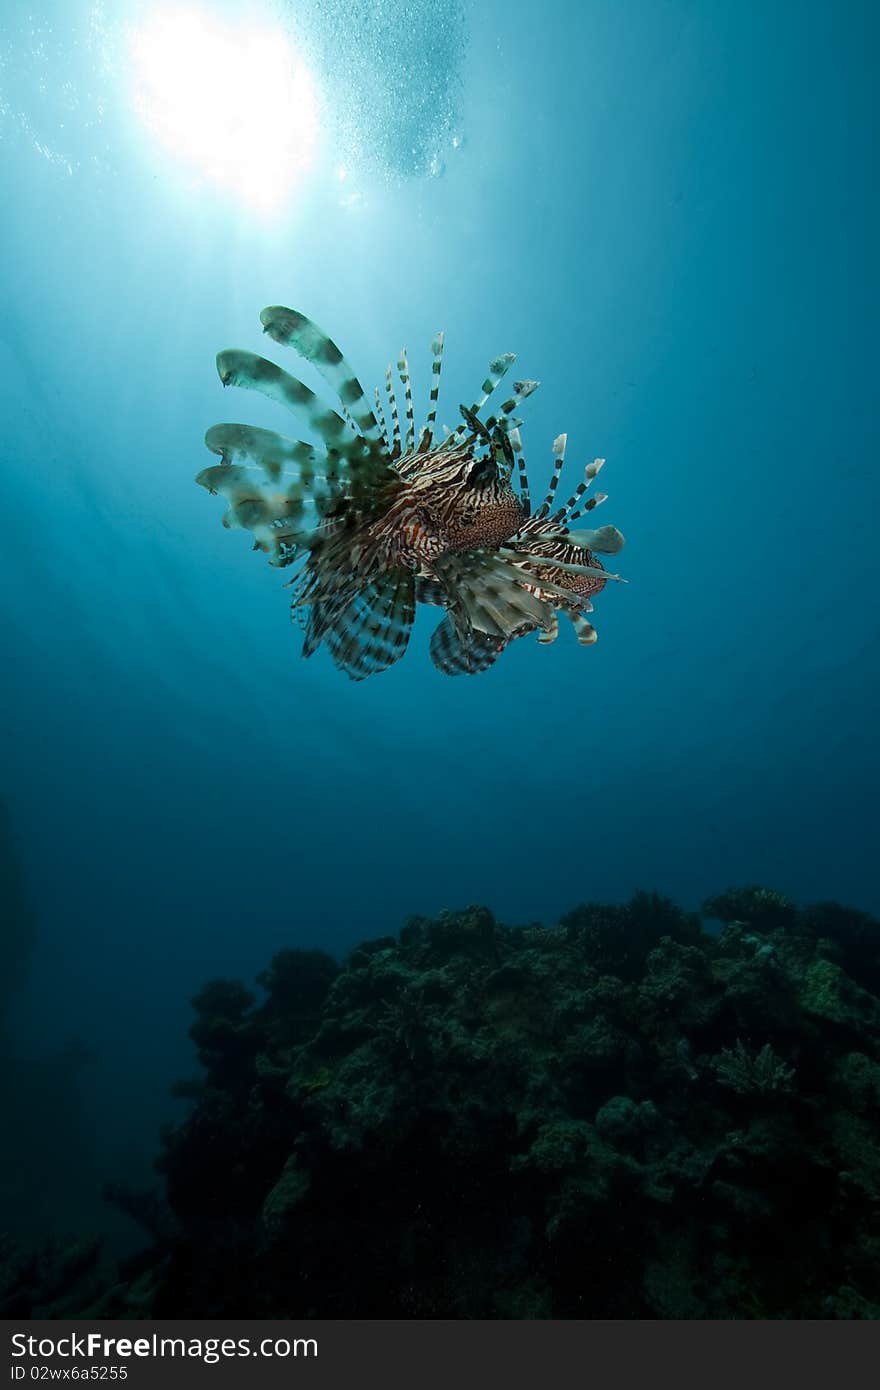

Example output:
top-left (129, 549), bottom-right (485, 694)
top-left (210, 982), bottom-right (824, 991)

top-left (564, 525), bottom-right (625, 554)
top-left (498, 562), bottom-right (608, 607)
top-left (304, 570), bottom-right (415, 680)
top-left (571, 613), bottom-right (598, 645)
top-left (565, 460), bottom-right (607, 521)
top-left (567, 492), bottom-right (608, 520)
top-left (373, 387), bottom-right (391, 453)
top-left (502, 550), bottom-right (626, 584)
top-left (216, 351), bottom-right (369, 463)
top-left (414, 577), bottom-right (447, 606)
top-left (397, 350), bottom-right (415, 453)
top-left (459, 402), bottom-right (492, 441)
top-left (385, 365), bottom-right (402, 460)
top-left (483, 378), bottom-right (540, 432)
top-left (434, 550), bottom-right (556, 638)
top-left (429, 615), bottom-right (504, 676)
top-left (474, 353), bottom-right (516, 412)
top-left (507, 427), bottom-right (530, 513)
top-left (419, 332), bottom-right (445, 449)
top-left (552, 457), bottom-right (606, 522)
top-left (537, 611), bottom-right (559, 645)
top-left (534, 434), bottom-right (567, 518)
top-left (442, 351), bottom-right (516, 448)
top-left (490, 425), bottom-right (515, 481)
top-left (204, 424), bottom-right (326, 483)
top-left (260, 306), bottom-right (386, 447)
top-left (195, 462), bottom-right (321, 564)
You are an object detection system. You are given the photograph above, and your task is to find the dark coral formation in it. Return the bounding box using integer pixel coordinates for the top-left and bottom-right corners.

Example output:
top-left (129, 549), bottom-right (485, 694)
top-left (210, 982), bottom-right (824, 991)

top-left (8, 888), bottom-right (880, 1318)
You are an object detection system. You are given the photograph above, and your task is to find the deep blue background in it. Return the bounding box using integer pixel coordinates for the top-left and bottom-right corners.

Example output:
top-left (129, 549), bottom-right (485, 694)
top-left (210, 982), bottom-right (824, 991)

top-left (0, 0), bottom-right (876, 1236)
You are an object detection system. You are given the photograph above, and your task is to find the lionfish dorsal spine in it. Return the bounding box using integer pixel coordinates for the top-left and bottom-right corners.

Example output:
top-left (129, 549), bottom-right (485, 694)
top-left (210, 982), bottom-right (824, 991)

top-left (553, 457), bottom-right (601, 520)
top-left (441, 350), bottom-right (516, 450)
top-left (385, 364), bottom-right (402, 460)
top-left (507, 426), bottom-right (531, 515)
top-left (373, 386), bottom-right (390, 453)
top-left (567, 492), bottom-right (607, 522)
top-left (533, 433), bottom-right (567, 519)
top-left (419, 330), bottom-right (445, 450)
top-left (396, 350), bottom-right (415, 453)
top-left (482, 378), bottom-right (540, 434)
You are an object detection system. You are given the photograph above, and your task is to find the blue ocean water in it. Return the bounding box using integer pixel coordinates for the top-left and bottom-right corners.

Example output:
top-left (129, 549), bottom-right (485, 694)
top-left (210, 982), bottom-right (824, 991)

top-left (0, 0), bottom-right (876, 1242)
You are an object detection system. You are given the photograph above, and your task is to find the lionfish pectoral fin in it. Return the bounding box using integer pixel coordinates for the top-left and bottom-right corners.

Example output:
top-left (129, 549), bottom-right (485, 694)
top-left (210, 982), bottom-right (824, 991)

top-left (414, 577), bottom-right (447, 606)
top-left (213, 351), bottom-right (390, 486)
top-left (434, 552), bottom-right (556, 637)
top-left (307, 570), bottom-right (416, 680)
top-left (260, 306), bottom-right (388, 451)
top-left (564, 525), bottom-right (625, 554)
top-left (571, 613), bottom-right (598, 645)
top-left (194, 460), bottom-right (321, 565)
top-left (429, 615), bottom-right (504, 677)
top-left (536, 612), bottom-right (559, 645)
top-left (204, 424), bottom-right (326, 483)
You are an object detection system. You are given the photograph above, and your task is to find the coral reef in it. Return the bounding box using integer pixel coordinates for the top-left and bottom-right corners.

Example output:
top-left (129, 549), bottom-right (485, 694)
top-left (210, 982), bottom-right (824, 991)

top-left (8, 889), bottom-right (880, 1318)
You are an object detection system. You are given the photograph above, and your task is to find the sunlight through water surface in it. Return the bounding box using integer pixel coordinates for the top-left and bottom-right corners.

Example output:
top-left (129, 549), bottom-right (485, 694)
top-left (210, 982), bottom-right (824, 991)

top-left (128, 6), bottom-right (318, 211)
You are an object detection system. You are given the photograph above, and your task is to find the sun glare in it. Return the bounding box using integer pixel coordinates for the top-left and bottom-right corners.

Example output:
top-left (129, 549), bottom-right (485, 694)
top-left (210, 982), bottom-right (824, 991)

top-left (129, 7), bottom-right (318, 211)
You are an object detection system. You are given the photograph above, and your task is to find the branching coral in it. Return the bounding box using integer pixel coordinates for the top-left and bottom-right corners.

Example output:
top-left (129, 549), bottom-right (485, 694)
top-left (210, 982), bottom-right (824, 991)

top-left (710, 1040), bottom-right (795, 1095)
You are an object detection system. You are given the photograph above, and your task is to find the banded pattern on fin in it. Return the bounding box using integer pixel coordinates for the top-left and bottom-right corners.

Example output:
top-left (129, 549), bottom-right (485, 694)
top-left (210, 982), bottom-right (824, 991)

top-left (434, 550), bottom-right (556, 639)
top-left (216, 350), bottom-right (364, 459)
top-left (204, 424), bottom-right (325, 483)
top-left (260, 306), bottom-right (385, 446)
top-left (414, 577), bottom-right (447, 606)
top-left (442, 351), bottom-right (517, 448)
top-left (397, 351), bottom-right (415, 454)
top-left (482, 378), bottom-right (540, 433)
top-left (507, 427), bottom-right (531, 515)
top-left (571, 613), bottom-right (598, 645)
top-left (536, 611), bottom-right (560, 645)
top-left (195, 462), bottom-right (321, 564)
top-left (373, 387), bottom-right (390, 453)
top-left (474, 353), bottom-right (517, 413)
top-left (429, 615), bottom-right (504, 676)
top-left (303, 570), bottom-right (415, 680)
top-left (534, 434), bottom-right (567, 518)
top-left (385, 365), bottom-right (402, 460)
top-left (419, 332), bottom-right (445, 449)
top-left (566, 459), bottom-right (608, 521)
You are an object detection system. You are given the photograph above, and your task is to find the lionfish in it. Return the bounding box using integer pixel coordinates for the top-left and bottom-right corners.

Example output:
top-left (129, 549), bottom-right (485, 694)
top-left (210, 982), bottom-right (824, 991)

top-left (197, 306), bottom-right (625, 679)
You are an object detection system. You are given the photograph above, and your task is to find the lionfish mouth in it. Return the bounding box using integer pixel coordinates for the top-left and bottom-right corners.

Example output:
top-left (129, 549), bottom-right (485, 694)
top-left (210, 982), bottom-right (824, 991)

top-left (197, 306), bottom-right (625, 680)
